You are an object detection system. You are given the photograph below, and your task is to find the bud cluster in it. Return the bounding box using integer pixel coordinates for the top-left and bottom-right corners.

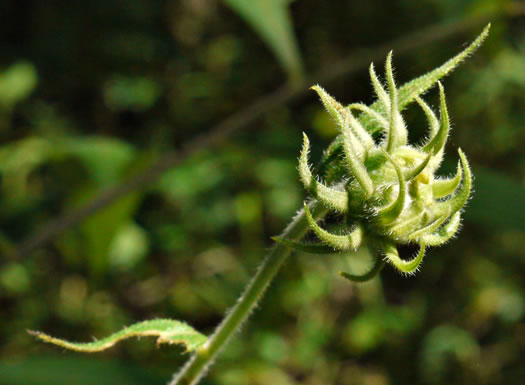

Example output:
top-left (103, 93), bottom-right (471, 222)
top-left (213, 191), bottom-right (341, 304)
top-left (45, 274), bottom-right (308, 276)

top-left (277, 52), bottom-right (473, 280)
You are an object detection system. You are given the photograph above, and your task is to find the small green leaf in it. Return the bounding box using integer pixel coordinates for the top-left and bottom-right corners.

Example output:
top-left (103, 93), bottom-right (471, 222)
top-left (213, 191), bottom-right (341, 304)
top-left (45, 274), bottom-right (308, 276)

top-left (29, 319), bottom-right (207, 353)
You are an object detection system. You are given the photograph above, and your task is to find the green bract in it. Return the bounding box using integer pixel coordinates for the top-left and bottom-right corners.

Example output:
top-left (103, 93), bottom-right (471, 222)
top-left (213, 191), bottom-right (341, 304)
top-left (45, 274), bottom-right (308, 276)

top-left (276, 46), bottom-right (481, 279)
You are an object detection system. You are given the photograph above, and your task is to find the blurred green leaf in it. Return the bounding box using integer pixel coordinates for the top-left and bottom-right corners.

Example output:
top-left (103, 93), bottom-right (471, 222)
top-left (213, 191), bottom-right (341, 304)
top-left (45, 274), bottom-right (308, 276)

top-left (0, 263), bottom-right (31, 294)
top-left (109, 221), bottom-right (149, 271)
top-left (0, 137), bottom-right (51, 203)
top-left (63, 136), bottom-right (136, 186)
top-left (0, 61), bottom-right (38, 108)
top-left (67, 190), bottom-right (142, 275)
top-left (344, 304), bottom-right (423, 354)
top-left (344, 309), bottom-right (385, 353)
top-left (223, 0), bottom-right (303, 82)
top-left (104, 76), bottom-right (161, 112)
top-left (0, 355), bottom-right (165, 385)
top-left (0, 136), bottom-right (135, 201)
top-left (420, 324), bottom-right (480, 383)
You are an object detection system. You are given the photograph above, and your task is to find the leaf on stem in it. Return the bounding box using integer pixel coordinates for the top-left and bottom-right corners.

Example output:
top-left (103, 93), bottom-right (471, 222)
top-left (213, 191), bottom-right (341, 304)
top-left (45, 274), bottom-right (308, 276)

top-left (29, 319), bottom-right (207, 353)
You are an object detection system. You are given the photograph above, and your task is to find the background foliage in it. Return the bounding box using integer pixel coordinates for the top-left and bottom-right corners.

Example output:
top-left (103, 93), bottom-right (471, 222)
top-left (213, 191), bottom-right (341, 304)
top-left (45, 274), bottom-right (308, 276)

top-left (1, 1), bottom-right (524, 384)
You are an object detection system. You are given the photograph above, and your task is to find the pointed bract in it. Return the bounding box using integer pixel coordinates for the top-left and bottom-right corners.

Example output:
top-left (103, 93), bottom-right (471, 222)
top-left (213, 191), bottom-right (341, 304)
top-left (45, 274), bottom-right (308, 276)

top-left (348, 103), bottom-right (388, 129)
top-left (385, 52), bottom-right (408, 151)
top-left (383, 242), bottom-right (426, 275)
top-left (346, 108), bottom-right (375, 150)
top-left (423, 82), bottom-right (450, 162)
top-left (304, 203), bottom-right (363, 251)
top-left (415, 96), bottom-right (439, 137)
top-left (404, 152), bottom-right (431, 181)
top-left (406, 209), bottom-right (451, 241)
top-left (369, 63), bottom-right (390, 112)
top-left (421, 212), bottom-right (461, 246)
top-left (378, 151), bottom-right (406, 223)
top-left (432, 160), bottom-right (463, 198)
top-left (342, 128), bottom-right (375, 198)
top-left (438, 148), bottom-right (472, 215)
top-left (361, 24), bottom-right (490, 136)
top-left (388, 209), bottom-right (426, 238)
top-left (397, 24), bottom-right (490, 109)
top-left (299, 133), bottom-right (349, 212)
top-left (311, 85), bottom-right (346, 128)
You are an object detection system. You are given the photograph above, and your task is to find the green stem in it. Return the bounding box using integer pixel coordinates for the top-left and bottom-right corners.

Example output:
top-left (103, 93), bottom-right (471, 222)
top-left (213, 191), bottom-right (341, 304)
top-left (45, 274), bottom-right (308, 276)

top-left (169, 202), bottom-right (327, 385)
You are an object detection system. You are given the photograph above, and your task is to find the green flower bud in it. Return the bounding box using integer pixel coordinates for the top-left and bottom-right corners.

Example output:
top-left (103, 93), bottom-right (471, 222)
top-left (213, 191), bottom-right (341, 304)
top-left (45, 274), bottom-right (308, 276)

top-left (274, 25), bottom-right (492, 280)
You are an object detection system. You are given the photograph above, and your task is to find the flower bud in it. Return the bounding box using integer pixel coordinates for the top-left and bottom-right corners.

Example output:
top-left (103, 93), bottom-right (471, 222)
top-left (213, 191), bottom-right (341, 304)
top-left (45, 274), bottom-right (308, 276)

top-left (274, 24), bottom-right (492, 280)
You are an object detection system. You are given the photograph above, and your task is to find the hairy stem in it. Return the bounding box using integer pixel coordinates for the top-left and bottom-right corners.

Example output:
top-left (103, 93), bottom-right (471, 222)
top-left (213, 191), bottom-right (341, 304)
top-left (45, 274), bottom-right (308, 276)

top-left (169, 202), bottom-right (328, 385)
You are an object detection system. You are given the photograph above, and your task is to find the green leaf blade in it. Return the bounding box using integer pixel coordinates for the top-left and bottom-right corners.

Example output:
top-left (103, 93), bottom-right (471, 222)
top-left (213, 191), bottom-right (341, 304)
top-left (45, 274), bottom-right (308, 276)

top-left (223, 0), bottom-right (304, 82)
top-left (29, 319), bottom-right (207, 353)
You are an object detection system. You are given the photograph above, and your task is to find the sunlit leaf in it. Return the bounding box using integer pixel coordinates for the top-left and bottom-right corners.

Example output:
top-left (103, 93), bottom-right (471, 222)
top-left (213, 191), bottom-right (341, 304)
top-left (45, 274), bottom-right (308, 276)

top-left (29, 319), bottom-right (207, 353)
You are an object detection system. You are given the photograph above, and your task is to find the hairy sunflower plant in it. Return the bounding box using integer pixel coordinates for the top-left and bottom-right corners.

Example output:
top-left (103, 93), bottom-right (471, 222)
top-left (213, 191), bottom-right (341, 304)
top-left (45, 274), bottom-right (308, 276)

top-left (31, 25), bottom-right (490, 385)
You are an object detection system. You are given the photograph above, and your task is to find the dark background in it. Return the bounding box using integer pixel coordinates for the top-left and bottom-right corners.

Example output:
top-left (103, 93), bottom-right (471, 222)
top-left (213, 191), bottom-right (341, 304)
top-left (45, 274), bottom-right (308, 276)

top-left (0, 1), bottom-right (524, 384)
